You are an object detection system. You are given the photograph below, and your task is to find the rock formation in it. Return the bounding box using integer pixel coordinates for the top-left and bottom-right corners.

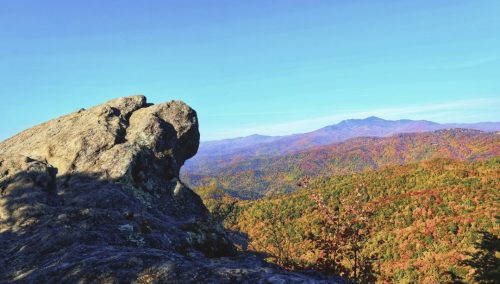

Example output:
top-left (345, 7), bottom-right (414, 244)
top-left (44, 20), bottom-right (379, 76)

top-left (0, 96), bottom-right (336, 283)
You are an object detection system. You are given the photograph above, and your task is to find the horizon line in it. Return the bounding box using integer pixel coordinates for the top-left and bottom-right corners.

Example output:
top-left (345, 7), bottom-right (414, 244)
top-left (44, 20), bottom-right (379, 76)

top-left (201, 116), bottom-right (500, 142)
top-left (201, 98), bottom-right (500, 141)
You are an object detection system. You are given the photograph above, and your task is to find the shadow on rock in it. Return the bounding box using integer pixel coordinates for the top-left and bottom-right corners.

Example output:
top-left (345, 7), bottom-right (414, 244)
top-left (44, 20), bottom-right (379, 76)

top-left (0, 158), bottom-right (236, 283)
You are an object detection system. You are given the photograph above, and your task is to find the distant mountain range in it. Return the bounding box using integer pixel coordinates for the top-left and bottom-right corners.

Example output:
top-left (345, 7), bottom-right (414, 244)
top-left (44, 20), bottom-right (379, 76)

top-left (185, 117), bottom-right (500, 172)
top-left (182, 117), bottom-right (500, 199)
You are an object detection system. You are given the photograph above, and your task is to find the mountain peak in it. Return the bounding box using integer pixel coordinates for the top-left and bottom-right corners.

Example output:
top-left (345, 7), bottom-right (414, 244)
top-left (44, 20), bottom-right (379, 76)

top-left (365, 116), bottom-right (385, 121)
top-left (337, 116), bottom-right (387, 126)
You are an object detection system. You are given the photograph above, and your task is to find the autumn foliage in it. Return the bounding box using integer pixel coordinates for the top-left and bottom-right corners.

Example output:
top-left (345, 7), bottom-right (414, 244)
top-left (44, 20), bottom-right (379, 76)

top-left (199, 157), bottom-right (500, 283)
top-left (307, 188), bottom-right (377, 282)
top-left (185, 130), bottom-right (500, 199)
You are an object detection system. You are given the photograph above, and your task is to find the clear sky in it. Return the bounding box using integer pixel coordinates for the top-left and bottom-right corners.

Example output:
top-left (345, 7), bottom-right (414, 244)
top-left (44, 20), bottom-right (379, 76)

top-left (1, 1), bottom-right (499, 141)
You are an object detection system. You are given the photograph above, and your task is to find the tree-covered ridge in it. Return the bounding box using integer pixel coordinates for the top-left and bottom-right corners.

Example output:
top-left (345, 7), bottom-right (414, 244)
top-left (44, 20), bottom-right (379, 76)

top-left (185, 129), bottom-right (500, 199)
top-left (199, 157), bottom-right (500, 283)
top-left (187, 117), bottom-right (500, 172)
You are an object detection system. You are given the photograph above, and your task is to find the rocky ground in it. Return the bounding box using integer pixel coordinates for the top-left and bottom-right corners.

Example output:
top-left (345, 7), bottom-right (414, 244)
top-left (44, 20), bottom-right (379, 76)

top-left (0, 96), bottom-right (340, 283)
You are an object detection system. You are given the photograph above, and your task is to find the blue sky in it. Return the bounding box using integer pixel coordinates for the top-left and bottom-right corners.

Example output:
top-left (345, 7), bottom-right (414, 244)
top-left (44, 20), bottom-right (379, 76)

top-left (1, 1), bottom-right (499, 141)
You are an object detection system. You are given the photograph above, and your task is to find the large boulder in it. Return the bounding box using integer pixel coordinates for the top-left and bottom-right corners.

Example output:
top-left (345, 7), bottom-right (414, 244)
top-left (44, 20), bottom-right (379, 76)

top-left (0, 96), bottom-right (198, 180)
top-left (0, 96), bottom-right (336, 283)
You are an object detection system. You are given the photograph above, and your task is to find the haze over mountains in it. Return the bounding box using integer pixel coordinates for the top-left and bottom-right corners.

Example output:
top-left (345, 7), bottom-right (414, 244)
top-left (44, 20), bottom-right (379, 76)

top-left (185, 116), bottom-right (500, 171)
top-left (183, 117), bottom-right (500, 199)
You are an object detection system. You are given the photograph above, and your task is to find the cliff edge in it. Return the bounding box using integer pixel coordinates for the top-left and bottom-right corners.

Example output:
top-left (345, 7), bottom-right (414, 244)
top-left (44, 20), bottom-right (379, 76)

top-left (0, 96), bottom-right (335, 283)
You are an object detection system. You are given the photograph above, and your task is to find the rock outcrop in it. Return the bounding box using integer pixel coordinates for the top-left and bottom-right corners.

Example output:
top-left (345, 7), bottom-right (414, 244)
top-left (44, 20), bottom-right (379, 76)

top-left (0, 96), bottom-right (336, 283)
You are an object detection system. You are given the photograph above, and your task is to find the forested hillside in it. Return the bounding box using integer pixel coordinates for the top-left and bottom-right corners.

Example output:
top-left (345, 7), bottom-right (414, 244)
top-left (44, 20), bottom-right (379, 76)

top-left (199, 157), bottom-right (500, 283)
top-left (184, 129), bottom-right (500, 199)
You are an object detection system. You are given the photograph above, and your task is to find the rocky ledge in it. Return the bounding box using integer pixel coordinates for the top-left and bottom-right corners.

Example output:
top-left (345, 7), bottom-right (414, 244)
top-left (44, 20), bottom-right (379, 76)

top-left (0, 96), bottom-right (337, 283)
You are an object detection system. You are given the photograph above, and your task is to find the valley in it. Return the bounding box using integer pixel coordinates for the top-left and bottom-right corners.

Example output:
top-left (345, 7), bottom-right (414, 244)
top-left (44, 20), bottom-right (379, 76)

top-left (184, 119), bottom-right (500, 283)
top-left (184, 125), bottom-right (500, 199)
top-left (198, 157), bottom-right (500, 283)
